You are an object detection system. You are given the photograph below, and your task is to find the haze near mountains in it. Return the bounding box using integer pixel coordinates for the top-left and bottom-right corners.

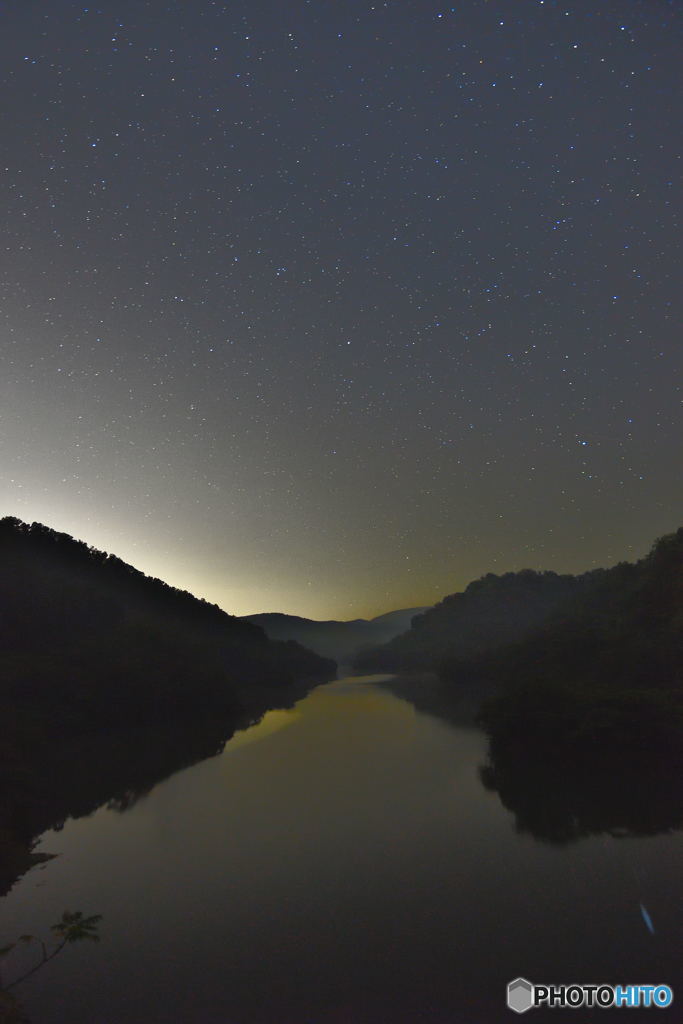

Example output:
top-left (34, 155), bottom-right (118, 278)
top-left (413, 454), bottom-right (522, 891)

top-left (242, 608), bottom-right (428, 665)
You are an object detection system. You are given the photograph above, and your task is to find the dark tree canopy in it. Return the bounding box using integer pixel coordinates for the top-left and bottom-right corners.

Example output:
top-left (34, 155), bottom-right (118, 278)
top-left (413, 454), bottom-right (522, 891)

top-left (0, 516), bottom-right (335, 734)
top-left (353, 566), bottom-right (596, 673)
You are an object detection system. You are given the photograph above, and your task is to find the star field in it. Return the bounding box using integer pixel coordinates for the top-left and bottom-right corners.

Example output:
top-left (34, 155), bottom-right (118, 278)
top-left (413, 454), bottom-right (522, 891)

top-left (1, 0), bottom-right (680, 618)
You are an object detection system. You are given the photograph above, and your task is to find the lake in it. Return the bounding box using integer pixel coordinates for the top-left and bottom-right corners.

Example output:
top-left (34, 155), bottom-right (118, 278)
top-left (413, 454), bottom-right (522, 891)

top-left (2, 674), bottom-right (682, 1022)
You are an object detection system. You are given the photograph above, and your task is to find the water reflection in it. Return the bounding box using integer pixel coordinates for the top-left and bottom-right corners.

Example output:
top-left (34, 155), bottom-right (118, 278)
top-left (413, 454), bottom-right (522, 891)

top-left (1, 676), bottom-right (682, 1024)
top-left (480, 737), bottom-right (683, 844)
top-left (0, 681), bottom-right (312, 900)
top-left (377, 674), bottom-right (683, 844)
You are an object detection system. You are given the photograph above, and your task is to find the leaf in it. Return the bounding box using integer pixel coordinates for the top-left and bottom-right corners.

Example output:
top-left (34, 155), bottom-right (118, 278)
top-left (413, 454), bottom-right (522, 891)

top-left (51, 910), bottom-right (102, 943)
top-left (0, 943), bottom-right (16, 957)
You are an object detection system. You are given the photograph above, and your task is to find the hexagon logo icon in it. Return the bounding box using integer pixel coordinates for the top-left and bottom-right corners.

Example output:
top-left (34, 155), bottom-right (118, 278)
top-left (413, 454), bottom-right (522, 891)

top-left (507, 977), bottom-right (534, 1014)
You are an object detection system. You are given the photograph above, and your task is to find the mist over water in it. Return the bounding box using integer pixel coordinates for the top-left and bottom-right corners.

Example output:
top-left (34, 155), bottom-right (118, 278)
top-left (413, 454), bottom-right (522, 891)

top-left (2, 676), bottom-right (682, 1023)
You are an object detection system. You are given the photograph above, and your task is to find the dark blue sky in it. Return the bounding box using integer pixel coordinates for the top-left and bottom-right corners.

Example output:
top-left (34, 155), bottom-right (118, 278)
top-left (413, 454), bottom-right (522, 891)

top-left (1, 0), bottom-right (680, 617)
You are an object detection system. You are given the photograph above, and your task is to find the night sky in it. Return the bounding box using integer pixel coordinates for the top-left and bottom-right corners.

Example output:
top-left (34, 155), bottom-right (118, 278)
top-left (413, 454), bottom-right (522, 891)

top-left (1, 0), bottom-right (680, 619)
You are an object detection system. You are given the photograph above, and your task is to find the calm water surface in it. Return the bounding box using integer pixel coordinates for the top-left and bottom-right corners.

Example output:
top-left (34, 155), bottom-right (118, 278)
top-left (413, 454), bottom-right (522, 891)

top-left (2, 675), bottom-right (682, 1022)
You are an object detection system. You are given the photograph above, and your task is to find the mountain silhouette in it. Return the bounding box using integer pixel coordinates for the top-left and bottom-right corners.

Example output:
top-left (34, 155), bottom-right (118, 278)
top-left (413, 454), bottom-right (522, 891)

top-left (243, 607), bottom-right (427, 664)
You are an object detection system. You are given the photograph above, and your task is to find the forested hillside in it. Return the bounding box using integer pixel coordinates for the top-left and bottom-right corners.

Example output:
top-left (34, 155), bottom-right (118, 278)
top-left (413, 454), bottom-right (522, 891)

top-left (478, 528), bottom-right (683, 754)
top-left (353, 569), bottom-right (593, 673)
top-left (0, 516), bottom-right (335, 736)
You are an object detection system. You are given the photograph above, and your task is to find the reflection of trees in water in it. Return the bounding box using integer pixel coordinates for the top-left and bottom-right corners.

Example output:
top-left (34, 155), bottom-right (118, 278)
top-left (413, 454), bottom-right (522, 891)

top-left (393, 676), bottom-right (683, 845)
top-left (0, 716), bottom-right (233, 899)
top-left (371, 674), bottom-right (490, 730)
top-left (0, 685), bottom-right (308, 899)
top-left (480, 737), bottom-right (683, 845)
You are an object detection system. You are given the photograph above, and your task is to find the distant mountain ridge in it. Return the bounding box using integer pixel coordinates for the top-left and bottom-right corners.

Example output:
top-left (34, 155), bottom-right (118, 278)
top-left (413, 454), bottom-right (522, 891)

top-left (242, 607), bottom-right (428, 664)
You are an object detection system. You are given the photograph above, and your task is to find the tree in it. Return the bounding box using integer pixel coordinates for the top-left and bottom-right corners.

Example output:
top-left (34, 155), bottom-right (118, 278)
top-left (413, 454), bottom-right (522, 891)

top-left (0, 911), bottom-right (102, 993)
